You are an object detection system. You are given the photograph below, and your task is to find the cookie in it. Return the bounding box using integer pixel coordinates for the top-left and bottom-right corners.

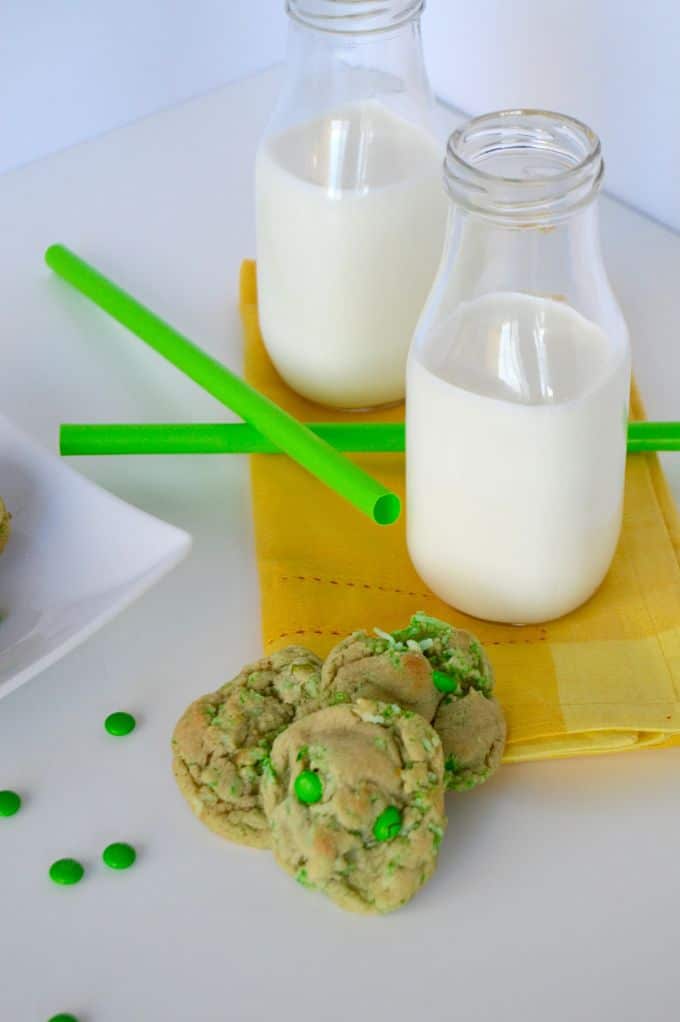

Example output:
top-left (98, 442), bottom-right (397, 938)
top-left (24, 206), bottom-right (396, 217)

top-left (390, 612), bottom-right (495, 698)
top-left (434, 689), bottom-right (506, 792)
top-left (321, 631), bottom-right (440, 722)
top-left (172, 646), bottom-right (323, 849)
top-left (321, 613), bottom-right (494, 724)
top-left (262, 699), bottom-right (447, 914)
top-left (0, 497), bottom-right (10, 554)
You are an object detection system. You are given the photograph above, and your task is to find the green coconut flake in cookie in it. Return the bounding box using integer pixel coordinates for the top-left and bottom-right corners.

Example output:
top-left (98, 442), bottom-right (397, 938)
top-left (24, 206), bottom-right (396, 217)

top-left (321, 632), bottom-right (441, 722)
top-left (389, 613), bottom-right (494, 696)
top-left (428, 822), bottom-right (445, 849)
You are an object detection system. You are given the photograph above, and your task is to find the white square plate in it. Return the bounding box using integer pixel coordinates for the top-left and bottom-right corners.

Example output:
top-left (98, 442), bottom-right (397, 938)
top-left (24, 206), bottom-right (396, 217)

top-left (0, 414), bottom-right (191, 697)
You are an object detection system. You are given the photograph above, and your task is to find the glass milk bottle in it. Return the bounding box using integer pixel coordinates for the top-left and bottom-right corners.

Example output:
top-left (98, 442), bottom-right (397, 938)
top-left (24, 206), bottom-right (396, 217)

top-left (255, 0), bottom-right (447, 409)
top-left (407, 111), bottom-right (631, 624)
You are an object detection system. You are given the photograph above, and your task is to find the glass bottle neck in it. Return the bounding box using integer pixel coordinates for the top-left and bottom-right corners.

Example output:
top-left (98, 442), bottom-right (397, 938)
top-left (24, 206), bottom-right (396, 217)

top-left (287, 0), bottom-right (425, 34)
top-left (425, 108), bottom-right (620, 331)
top-left (444, 110), bottom-right (603, 227)
top-left (441, 202), bottom-right (605, 309)
top-left (278, 5), bottom-right (435, 130)
top-left (414, 196), bottom-right (628, 414)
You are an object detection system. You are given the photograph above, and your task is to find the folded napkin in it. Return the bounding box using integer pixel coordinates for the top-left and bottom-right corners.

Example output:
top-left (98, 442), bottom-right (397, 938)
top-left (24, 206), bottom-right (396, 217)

top-left (240, 260), bottom-right (680, 762)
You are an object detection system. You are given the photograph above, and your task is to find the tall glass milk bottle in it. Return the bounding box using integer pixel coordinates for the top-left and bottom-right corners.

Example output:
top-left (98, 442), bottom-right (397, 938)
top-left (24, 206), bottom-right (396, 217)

top-left (407, 111), bottom-right (631, 624)
top-left (255, 0), bottom-right (447, 409)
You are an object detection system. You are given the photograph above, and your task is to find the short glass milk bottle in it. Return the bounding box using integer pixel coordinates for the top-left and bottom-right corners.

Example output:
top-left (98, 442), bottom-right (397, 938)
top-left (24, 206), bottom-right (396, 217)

top-left (255, 0), bottom-right (447, 409)
top-left (407, 111), bottom-right (631, 624)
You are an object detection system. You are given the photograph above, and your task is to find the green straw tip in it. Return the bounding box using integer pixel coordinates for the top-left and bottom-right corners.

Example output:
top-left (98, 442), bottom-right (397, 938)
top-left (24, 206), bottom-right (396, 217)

top-left (45, 243), bottom-right (66, 267)
top-left (374, 493), bottom-right (401, 526)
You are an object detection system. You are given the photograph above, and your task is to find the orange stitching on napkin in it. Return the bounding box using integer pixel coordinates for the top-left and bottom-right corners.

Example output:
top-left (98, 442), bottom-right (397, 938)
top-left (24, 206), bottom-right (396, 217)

top-left (280, 574), bottom-right (434, 600)
top-left (268, 628), bottom-right (345, 644)
top-left (487, 636), bottom-right (548, 645)
top-left (277, 576), bottom-right (548, 642)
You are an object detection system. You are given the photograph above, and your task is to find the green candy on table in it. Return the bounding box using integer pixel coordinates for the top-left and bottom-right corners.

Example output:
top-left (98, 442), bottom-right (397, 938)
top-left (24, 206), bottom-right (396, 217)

top-left (0, 790), bottom-right (22, 817)
top-left (49, 858), bottom-right (85, 886)
top-left (104, 711), bottom-right (136, 736)
top-left (47, 1014), bottom-right (79, 1022)
top-left (102, 842), bottom-right (137, 870)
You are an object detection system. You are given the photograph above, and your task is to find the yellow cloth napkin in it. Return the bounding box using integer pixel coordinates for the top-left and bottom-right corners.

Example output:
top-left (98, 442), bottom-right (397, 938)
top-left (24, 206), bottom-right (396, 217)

top-left (240, 260), bottom-right (680, 763)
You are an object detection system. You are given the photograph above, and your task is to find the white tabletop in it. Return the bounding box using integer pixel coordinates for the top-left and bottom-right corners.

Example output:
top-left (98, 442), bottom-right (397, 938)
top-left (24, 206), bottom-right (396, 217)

top-left (1, 68), bottom-right (679, 1022)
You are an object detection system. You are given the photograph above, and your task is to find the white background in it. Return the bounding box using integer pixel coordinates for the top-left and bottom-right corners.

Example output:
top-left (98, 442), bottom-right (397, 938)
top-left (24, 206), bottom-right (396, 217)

top-left (2, 1), bottom-right (679, 230)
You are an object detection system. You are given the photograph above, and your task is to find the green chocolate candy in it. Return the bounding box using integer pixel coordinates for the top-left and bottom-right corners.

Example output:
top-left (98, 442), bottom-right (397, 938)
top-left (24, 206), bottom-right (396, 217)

top-left (294, 770), bottom-right (323, 805)
top-left (102, 842), bottom-right (137, 870)
top-left (373, 805), bottom-right (402, 842)
top-left (0, 790), bottom-right (21, 817)
top-left (432, 670), bottom-right (459, 694)
top-left (104, 711), bottom-right (136, 736)
top-left (49, 858), bottom-right (84, 886)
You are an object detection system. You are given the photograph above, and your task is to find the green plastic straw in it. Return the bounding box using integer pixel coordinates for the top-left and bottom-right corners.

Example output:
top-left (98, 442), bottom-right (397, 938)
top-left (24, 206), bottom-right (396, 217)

top-left (626, 421), bottom-right (680, 452)
top-left (60, 422), bottom-right (405, 455)
top-left (60, 420), bottom-right (680, 456)
top-left (45, 244), bottom-right (400, 526)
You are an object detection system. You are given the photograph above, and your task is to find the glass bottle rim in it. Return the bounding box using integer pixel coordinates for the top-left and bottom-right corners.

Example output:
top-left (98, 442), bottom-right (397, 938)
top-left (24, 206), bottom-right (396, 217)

top-left (286, 0), bottom-right (425, 34)
top-left (444, 109), bottom-right (604, 224)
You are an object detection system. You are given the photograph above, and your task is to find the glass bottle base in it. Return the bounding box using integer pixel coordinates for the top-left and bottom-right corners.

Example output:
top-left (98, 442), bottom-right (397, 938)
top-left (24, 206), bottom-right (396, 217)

top-left (332, 398), bottom-right (404, 414)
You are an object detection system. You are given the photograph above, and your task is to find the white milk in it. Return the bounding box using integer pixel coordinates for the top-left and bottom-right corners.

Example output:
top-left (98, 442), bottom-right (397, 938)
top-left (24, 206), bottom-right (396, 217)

top-left (406, 293), bottom-right (631, 624)
top-left (255, 103), bottom-right (447, 408)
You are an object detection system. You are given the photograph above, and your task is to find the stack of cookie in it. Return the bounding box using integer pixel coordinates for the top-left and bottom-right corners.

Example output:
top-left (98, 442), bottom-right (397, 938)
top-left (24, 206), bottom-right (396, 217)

top-left (171, 613), bottom-right (506, 915)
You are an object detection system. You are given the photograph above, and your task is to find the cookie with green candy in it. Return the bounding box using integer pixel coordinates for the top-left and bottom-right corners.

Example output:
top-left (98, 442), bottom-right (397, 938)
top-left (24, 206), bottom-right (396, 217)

top-left (0, 497), bottom-right (11, 554)
top-left (434, 688), bottom-right (506, 792)
top-left (390, 612), bottom-right (495, 699)
top-left (172, 646), bottom-right (323, 849)
top-left (262, 699), bottom-right (447, 914)
top-left (321, 628), bottom-right (440, 723)
top-left (321, 612), bottom-right (494, 723)
top-left (388, 613), bottom-right (504, 791)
